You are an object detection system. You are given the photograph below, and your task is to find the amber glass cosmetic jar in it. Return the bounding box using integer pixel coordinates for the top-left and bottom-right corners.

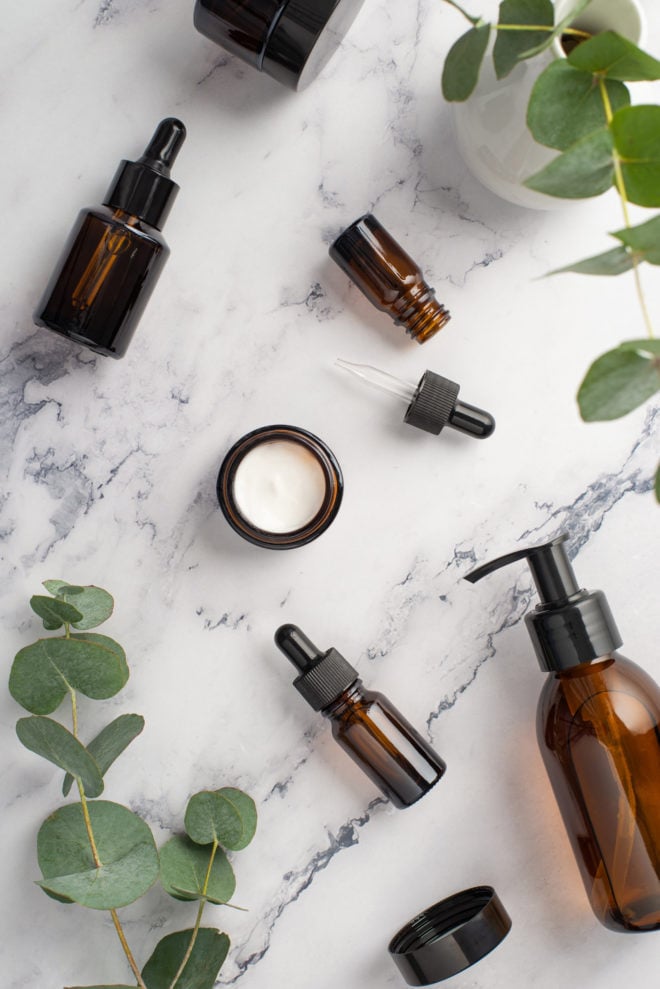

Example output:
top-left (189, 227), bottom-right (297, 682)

top-left (217, 425), bottom-right (343, 549)
top-left (193, 0), bottom-right (366, 90)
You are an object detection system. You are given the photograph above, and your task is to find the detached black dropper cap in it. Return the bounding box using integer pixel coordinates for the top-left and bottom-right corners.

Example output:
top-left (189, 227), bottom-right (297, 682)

top-left (465, 534), bottom-right (622, 671)
top-left (275, 624), bottom-right (358, 711)
top-left (103, 118), bottom-right (186, 230)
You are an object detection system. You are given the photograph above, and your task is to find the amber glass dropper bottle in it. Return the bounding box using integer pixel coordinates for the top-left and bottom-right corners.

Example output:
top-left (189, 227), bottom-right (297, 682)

top-left (34, 118), bottom-right (186, 359)
top-left (329, 213), bottom-right (450, 344)
top-left (275, 624), bottom-right (446, 808)
top-left (467, 534), bottom-right (660, 933)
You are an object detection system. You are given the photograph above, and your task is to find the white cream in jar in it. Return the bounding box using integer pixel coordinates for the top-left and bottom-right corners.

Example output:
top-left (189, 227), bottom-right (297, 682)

top-left (232, 440), bottom-right (328, 533)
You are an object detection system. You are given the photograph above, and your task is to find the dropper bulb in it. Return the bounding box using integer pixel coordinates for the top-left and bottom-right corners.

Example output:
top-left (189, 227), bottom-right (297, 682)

top-left (449, 400), bottom-right (496, 439)
top-left (275, 624), bottom-right (324, 672)
top-left (141, 118), bottom-right (187, 175)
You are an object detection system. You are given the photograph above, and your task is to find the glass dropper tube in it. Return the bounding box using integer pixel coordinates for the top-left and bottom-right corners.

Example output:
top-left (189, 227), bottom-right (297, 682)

top-left (335, 359), bottom-right (417, 403)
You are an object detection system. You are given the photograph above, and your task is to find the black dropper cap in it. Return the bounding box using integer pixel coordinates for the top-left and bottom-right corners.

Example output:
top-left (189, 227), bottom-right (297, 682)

top-left (275, 624), bottom-right (358, 711)
top-left (405, 370), bottom-right (495, 439)
top-left (388, 886), bottom-right (512, 986)
top-left (103, 118), bottom-right (186, 230)
top-left (465, 534), bottom-right (622, 672)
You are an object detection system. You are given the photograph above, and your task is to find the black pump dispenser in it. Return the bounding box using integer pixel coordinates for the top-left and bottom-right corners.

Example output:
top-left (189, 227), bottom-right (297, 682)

top-left (103, 118), bottom-right (186, 230)
top-left (276, 624), bottom-right (358, 710)
top-left (465, 534), bottom-right (622, 671)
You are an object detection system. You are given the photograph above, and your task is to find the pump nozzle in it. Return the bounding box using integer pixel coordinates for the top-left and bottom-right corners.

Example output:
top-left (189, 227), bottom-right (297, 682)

top-left (465, 533), bottom-right (622, 672)
top-left (465, 534), bottom-right (581, 603)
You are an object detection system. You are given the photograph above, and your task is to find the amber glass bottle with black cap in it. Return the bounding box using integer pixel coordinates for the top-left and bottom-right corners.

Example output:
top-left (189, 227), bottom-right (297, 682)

top-left (275, 624), bottom-right (446, 807)
top-left (34, 118), bottom-right (186, 359)
top-left (467, 534), bottom-right (660, 933)
top-left (330, 213), bottom-right (451, 344)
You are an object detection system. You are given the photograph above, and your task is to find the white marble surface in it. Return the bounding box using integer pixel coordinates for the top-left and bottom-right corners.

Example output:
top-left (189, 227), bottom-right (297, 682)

top-left (2, 1), bottom-right (659, 987)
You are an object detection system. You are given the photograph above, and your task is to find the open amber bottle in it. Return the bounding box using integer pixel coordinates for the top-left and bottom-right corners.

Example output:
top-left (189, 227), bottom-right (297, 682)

top-left (467, 534), bottom-right (660, 933)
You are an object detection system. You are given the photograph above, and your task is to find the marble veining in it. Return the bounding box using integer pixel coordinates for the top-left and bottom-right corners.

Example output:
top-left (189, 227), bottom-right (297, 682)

top-left (1, 1), bottom-right (659, 987)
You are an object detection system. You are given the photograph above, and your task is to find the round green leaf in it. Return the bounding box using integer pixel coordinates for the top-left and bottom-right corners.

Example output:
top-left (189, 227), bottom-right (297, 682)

top-left (493, 0), bottom-right (554, 80)
top-left (524, 127), bottom-right (614, 198)
top-left (9, 634), bottom-right (128, 714)
top-left (612, 105), bottom-right (660, 207)
top-left (142, 929), bottom-right (230, 989)
top-left (63, 714), bottom-right (144, 796)
top-left (185, 788), bottom-right (257, 850)
top-left (442, 23), bottom-right (491, 102)
top-left (17, 717), bottom-right (104, 798)
top-left (568, 31), bottom-right (660, 82)
top-left (578, 344), bottom-right (660, 421)
top-left (30, 596), bottom-right (84, 631)
top-left (527, 61), bottom-right (630, 151)
top-left (159, 835), bottom-right (235, 904)
top-left (42, 582), bottom-right (114, 631)
top-left (37, 801), bottom-right (158, 909)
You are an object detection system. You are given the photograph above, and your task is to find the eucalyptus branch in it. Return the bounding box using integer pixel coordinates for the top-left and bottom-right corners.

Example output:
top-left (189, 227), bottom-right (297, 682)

top-left (441, 0), bottom-right (480, 25)
top-left (10, 581), bottom-right (258, 988)
top-left (598, 76), bottom-right (655, 339)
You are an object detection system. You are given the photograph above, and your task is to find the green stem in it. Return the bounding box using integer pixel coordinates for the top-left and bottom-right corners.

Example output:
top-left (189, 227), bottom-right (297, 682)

top-left (70, 690), bottom-right (148, 989)
top-left (168, 840), bottom-right (219, 989)
top-left (495, 24), bottom-right (590, 36)
top-left (598, 77), bottom-right (655, 339)
top-left (440, 0), bottom-right (479, 26)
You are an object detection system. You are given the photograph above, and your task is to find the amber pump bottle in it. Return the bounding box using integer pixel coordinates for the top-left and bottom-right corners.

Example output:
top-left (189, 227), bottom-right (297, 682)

top-left (329, 214), bottom-right (450, 344)
top-left (275, 624), bottom-right (446, 807)
top-left (34, 118), bottom-right (186, 359)
top-left (466, 535), bottom-right (660, 933)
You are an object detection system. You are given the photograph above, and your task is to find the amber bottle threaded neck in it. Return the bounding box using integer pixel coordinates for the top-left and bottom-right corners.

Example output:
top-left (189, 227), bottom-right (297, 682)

top-left (330, 213), bottom-right (451, 345)
top-left (393, 284), bottom-right (450, 343)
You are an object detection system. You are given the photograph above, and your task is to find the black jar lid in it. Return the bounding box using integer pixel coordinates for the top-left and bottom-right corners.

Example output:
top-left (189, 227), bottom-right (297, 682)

top-left (388, 886), bottom-right (511, 986)
top-left (263, 0), bottom-right (366, 90)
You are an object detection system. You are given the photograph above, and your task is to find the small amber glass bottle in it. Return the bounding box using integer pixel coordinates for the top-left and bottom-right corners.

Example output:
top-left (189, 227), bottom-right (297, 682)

top-left (467, 535), bottom-right (660, 933)
top-left (275, 624), bottom-right (446, 807)
top-left (34, 118), bottom-right (186, 359)
top-left (329, 213), bottom-right (451, 344)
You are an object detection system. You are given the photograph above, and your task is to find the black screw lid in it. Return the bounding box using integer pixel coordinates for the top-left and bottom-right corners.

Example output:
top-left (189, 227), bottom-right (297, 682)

top-left (262, 0), bottom-right (366, 90)
top-left (465, 534), bottom-right (622, 672)
top-left (388, 885), bottom-right (512, 985)
top-left (103, 118), bottom-right (186, 230)
top-left (404, 371), bottom-right (459, 435)
top-left (275, 624), bottom-right (358, 710)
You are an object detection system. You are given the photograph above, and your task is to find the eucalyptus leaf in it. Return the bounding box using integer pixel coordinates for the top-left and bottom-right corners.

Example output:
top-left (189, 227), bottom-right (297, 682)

top-left (159, 835), bottom-right (236, 904)
top-left (442, 23), bottom-right (490, 102)
top-left (568, 31), bottom-right (660, 81)
top-left (524, 127), bottom-right (613, 198)
top-left (515, 0), bottom-right (590, 60)
top-left (493, 0), bottom-right (553, 79)
top-left (527, 61), bottom-right (630, 150)
top-left (578, 344), bottom-right (660, 421)
top-left (30, 596), bottom-right (83, 631)
top-left (9, 634), bottom-right (128, 714)
top-left (548, 244), bottom-right (633, 276)
top-left (63, 713), bottom-right (145, 796)
top-left (17, 717), bottom-right (104, 798)
top-left (612, 214), bottom-right (660, 264)
top-left (142, 929), bottom-right (230, 989)
top-left (655, 464), bottom-right (660, 503)
top-left (65, 985), bottom-right (137, 988)
top-left (612, 105), bottom-right (660, 207)
top-left (37, 801), bottom-right (158, 909)
top-left (42, 582), bottom-right (114, 631)
top-left (185, 788), bottom-right (258, 850)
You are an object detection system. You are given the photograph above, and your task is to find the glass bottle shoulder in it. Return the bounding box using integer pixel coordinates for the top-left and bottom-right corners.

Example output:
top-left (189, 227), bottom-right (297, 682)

top-left (82, 205), bottom-right (168, 248)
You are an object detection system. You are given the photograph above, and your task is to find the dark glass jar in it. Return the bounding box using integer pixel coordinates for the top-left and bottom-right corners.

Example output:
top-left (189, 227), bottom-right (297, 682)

top-left (217, 425), bottom-right (343, 549)
top-left (194, 0), bottom-right (366, 90)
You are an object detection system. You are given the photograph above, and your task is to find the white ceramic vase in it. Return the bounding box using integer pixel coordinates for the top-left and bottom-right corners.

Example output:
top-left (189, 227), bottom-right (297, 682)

top-left (451, 0), bottom-right (646, 209)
